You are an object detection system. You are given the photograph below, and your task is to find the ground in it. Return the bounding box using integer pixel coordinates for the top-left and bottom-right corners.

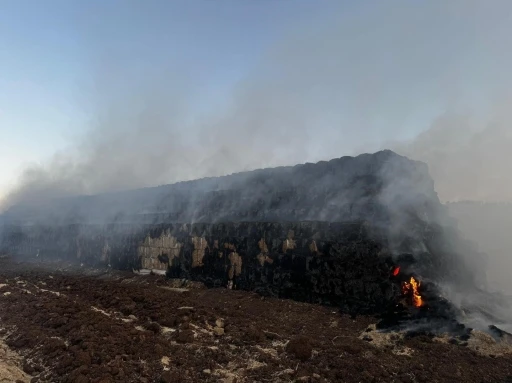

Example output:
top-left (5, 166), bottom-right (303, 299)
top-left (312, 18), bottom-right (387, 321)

top-left (0, 257), bottom-right (511, 383)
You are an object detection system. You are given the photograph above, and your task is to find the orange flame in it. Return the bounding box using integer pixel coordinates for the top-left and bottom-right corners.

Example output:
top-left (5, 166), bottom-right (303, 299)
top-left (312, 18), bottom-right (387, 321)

top-left (392, 266), bottom-right (400, 277)
top-left (402, 277), bottom-right (423, 307)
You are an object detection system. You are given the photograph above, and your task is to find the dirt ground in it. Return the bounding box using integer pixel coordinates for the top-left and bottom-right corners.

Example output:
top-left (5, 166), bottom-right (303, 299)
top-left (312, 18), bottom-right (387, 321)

top-left (0, 257), bottom-right (511, 383)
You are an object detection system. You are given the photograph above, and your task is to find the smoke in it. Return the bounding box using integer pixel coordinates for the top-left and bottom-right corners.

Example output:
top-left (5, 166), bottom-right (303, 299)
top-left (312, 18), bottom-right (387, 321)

top-left (1, 0), bottom-right (512, 331)
top-left (389, 106), bottom-right (512, 305)
top-left (391, 106), bottom-right (512, 203)
top-left (3, 0), bottom-right (512, 211)
top-left (396, 116), bottom-right (512, 331)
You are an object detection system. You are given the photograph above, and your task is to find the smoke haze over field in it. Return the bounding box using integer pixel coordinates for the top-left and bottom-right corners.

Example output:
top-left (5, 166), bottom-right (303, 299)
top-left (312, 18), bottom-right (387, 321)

top-left (1, 0), bottom-right (512, 209)
top-left (1, 0), bottom-right (512, 315)
top-left (393, 108), bottom-right (512, 202)
top-left (1, 0), bottom-right (512, 338)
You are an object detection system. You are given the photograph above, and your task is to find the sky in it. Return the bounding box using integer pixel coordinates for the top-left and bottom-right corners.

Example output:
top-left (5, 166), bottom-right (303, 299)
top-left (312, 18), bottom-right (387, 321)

top-left (1, 0), bottom-right (512, 205)
top-left (0, 0), bottom-right (331, 200)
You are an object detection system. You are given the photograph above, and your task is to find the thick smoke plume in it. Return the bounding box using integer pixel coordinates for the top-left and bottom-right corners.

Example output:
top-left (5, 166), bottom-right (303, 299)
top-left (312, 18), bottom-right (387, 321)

top-left (393, 107), bottom-right (512, 203)
top-left (392, 110), bottom-right (512, 328)
top-left (1, 0), bottom-right (512, 330)
top-left (391, 108), bottom-right (512, 299)
top-left (3, 0), bottom-right (512, 210)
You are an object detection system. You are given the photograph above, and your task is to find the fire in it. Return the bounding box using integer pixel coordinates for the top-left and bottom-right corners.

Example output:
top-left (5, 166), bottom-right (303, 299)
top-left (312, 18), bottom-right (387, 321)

top-left (402, 276), bottom-right (423, 307)
top-left (392, 266), bottom-right (400, 276)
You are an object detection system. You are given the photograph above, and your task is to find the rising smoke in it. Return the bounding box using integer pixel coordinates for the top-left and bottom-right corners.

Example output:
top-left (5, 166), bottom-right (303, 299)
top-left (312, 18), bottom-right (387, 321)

top-left (3, 0), bottom-right (512, 210)
top-left (1, 0), bottom-right (512, 324)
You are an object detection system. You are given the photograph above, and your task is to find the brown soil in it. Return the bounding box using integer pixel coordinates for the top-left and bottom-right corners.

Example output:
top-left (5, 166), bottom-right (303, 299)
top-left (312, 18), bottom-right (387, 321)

top-left (0, 257), bottom-right (511, 383)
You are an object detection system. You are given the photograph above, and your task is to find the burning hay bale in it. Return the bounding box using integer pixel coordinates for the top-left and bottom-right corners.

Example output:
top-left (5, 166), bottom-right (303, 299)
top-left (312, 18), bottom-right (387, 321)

top-left (0, 150), bottom-right (497, 330)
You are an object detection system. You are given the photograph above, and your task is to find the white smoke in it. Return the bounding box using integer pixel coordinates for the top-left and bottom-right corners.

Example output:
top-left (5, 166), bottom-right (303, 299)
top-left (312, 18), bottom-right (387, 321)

top-left (1, 0), bottom-right (512, 331)
top-left (3, 0), bottom-right (512, 210)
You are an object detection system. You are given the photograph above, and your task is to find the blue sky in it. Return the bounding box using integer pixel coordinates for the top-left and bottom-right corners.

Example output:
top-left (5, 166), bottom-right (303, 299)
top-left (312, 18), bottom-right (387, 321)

top-left (1, 0), bottom-right (512, 203)
top-left (0, 0), bottom-right (337, 196)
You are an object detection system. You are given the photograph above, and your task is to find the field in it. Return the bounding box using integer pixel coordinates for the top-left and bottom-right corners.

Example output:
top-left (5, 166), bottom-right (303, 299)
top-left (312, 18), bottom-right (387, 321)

top-left (0, 257), bottom-right (511, 383)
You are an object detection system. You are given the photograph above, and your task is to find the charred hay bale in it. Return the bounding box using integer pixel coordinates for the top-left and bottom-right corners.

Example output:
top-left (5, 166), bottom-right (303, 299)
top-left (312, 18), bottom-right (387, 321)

top-left (0, 150), bottom-right (481, 316)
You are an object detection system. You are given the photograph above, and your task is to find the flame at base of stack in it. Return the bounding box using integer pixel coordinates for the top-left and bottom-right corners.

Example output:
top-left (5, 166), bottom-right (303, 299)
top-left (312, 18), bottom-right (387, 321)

top-left (402, 276), bottom-right (424, 308)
